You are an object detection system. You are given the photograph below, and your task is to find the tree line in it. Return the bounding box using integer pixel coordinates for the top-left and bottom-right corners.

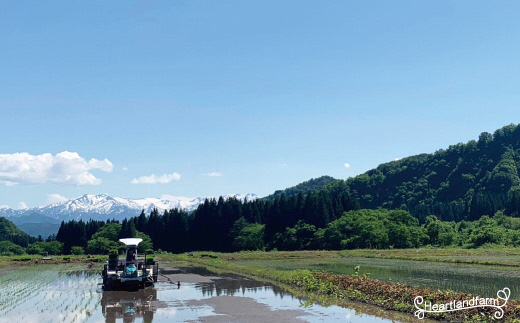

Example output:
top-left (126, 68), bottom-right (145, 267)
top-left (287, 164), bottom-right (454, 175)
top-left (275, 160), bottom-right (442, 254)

top-left (3, 197), bottom-right (520, 255)
top-left (47, 187), bottom-right (359, 254)
top-left (33, 188), bottom-right (520, 254)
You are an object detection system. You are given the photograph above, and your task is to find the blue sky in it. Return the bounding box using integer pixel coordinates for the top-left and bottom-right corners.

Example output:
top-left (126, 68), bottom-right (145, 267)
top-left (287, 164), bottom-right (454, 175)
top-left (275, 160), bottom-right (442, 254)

top-left (1, 1), bottom-right (520, 208)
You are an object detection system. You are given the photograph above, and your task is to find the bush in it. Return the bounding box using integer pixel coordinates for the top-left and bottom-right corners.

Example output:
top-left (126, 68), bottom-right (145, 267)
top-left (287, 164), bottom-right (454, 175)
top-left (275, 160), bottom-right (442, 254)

top-left (28, 241), bottom-right (63, 255)
top-left (86, 237), bottom-right (124, 255)
top-left (26, 244), bottom-right (44, 255)
top-left (71, 246), bottom-right (85, 255)
top-left (0, 241), bottom-right (25, 255)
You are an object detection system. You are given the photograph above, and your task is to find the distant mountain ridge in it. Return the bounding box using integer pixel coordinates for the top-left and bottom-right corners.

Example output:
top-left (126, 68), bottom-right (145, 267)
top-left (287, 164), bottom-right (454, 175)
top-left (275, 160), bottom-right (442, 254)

top-left (0, 193), bottom-right (259, 223)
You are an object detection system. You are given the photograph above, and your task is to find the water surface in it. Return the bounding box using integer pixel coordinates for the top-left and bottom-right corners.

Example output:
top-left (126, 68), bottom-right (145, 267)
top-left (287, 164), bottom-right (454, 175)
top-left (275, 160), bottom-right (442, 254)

top-left (0, 264), bottom-right (424, 323)
top-left (236, 257), bottom-right (520, 299)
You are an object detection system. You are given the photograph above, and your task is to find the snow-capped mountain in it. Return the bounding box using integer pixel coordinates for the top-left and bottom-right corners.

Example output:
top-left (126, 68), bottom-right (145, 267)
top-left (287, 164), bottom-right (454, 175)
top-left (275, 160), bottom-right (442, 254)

top-left (0, 205), bottom-right (18, 218)
top-left (0, 193), bottom-right (259, 222)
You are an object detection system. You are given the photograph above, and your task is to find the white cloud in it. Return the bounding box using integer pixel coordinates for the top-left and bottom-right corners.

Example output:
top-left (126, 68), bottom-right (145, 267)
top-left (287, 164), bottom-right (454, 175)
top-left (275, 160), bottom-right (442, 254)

top-left (131, 172), bottom-right (181, 184)
top-left (395, 158), bottom-right (402, 161)
top-left (344, 163), bottom-right (351, 168)
top-left (202, 172), bottom-right (222, 177)
top-left (46, 193), bottom-right (69, 205)
top-left (0, 151), bottom-right (113, 186)
top-left (18, 201), bottom-right (28, 209)
top-left (280, 163), bottom-right (287, 167)
top-left (122, 167), bottom-right (128, 171)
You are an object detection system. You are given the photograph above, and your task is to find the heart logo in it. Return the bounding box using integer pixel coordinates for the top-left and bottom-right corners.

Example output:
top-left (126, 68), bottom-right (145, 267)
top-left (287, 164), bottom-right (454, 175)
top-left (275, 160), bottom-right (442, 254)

top-left (497, 288), bottom-right (510, 302)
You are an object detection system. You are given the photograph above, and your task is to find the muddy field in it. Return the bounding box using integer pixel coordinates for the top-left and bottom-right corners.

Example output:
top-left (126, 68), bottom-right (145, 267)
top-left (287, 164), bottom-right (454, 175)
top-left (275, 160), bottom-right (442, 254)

top-left (0, 264), bottom-right (427, 322)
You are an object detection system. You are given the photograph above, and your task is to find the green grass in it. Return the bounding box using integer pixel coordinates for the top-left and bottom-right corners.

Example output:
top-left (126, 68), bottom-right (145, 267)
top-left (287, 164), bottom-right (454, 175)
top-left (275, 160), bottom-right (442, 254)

top-left (4, 247), bottom-right (516, 270)
top-left (3, 247), bottom-right (516, 270)
top-left (344, 247), bottom-right (520, 266)
top-left (157, 250), bottom-right (520, 322)
top-left (158, 247), bottom-right (520, 266)
top-left (0, 255), bottom-right (106, 270)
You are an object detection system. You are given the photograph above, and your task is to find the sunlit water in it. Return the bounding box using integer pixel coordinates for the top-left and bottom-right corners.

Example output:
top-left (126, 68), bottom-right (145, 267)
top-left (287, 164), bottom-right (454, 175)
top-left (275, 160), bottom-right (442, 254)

top-left (237, 257), bottom-right (520, 300)
top-left (0, 264), bottom-right (420, 323)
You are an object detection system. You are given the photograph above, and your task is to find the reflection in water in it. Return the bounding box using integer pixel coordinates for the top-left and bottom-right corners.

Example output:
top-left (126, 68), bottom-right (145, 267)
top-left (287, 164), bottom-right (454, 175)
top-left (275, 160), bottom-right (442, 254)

top-left (101, 288), bottom-right (167, 323)
top-left (0, 264), bottom-right (427, 323)
top-left (162, 266), bottom-right (318, 311)
top-left (176, 267), bottom-right (291, 299)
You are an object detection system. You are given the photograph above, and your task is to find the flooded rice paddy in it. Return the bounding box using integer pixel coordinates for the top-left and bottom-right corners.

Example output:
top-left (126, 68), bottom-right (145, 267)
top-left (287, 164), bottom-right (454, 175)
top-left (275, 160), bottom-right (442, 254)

top-left (236, 257), bottom-right (520, 299)
top-left (0, 264), bottom-right (423, 323)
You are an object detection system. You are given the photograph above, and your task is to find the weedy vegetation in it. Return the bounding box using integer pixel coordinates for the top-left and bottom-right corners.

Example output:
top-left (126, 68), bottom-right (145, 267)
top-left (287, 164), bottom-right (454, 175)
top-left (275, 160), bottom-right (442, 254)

top-left (159, 251), bottom-right (520, 322)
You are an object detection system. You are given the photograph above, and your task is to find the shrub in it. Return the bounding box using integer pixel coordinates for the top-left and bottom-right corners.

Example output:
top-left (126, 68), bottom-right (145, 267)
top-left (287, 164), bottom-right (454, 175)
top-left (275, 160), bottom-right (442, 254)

top-left (0, 241), bottom-right (25, 255)
top-left (71, 246), bottom-right (85, 255)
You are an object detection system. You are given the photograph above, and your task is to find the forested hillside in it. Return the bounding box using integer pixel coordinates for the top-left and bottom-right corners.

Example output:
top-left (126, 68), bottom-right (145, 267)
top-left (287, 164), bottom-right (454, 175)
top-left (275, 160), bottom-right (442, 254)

top-left (340, 123), bottom-right (520, 222)
top-left (263, 176), bottom-right (337, 201)
top-left (0, 217), bottom-right (36, 247)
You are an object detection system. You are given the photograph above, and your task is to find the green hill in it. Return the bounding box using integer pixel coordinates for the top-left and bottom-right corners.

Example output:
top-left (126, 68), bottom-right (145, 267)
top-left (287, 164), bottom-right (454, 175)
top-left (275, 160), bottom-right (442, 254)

top-left (264, 176), bottom-right (338, 201)
top-left (0, 217), bottom-right (34, 247)
top-left (17, 223), bottom-right (60, 239)
top-left (340, 123), bottom-right (520, 222)
top-left (9, 213), bottom-right (61, 239)
top-left (9, 213), bottom-right (61, 226)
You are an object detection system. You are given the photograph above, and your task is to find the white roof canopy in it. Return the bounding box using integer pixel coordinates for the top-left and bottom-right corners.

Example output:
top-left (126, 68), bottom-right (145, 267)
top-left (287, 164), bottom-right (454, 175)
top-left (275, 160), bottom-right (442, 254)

top-left (119, 238), bottom-right (143, 246)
